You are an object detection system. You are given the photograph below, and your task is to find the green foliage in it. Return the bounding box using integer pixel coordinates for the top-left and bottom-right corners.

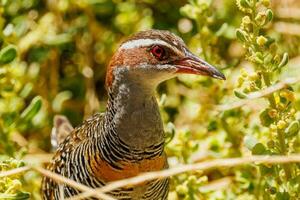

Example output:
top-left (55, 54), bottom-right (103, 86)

top-left (234, 0), bottom-right (300, 199)
top-left (0, 158), bottom-right (30, 200)
top-left (0, 0), bottom-right (299, 199)
top-left (0, 45), bottom-right (17, 65)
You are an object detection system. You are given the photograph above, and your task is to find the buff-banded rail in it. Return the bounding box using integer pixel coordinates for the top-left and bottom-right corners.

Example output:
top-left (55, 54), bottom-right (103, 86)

top-left (42, 29), bottom-right (225, 200)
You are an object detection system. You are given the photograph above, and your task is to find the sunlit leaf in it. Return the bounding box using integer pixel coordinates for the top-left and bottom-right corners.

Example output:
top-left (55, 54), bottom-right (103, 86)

top-left (20, 96), bottom-right (42, 121)
top-left (0, 45), bottom-right (17, 65)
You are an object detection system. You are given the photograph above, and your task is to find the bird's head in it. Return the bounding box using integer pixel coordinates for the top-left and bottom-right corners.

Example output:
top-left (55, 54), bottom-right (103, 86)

top-left (106, 30), bottom-right (225, 90)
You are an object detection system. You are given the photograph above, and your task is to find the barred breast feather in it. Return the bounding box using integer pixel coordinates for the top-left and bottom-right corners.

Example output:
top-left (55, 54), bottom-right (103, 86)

top-left (42, 113), bottom-right (169, 200)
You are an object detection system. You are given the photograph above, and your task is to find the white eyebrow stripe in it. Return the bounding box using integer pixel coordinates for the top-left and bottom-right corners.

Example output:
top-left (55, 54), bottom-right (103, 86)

top-left (119, 38), bottom-right (181, 54)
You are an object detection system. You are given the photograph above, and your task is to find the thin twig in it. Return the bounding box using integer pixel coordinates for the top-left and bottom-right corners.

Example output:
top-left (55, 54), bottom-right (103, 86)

top-left (0, 165), bottom-right (115, 200)
top-left (67, 155), bottom-right (300, 200)
top-left (217, 77), bottom-right (300, 111)
top-left (0, 166), bottom-right (30, 177)
top-left (33, 166), bottom-right (116, 200)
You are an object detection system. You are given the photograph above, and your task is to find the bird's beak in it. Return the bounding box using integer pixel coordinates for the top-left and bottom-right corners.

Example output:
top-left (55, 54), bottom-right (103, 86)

top-left (173, 50), bottom-right (226, 80)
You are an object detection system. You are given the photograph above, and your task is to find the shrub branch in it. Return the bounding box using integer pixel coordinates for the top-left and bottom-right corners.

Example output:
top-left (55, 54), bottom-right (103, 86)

top-left (66, 155), bottom-right (300, 200)
top-left (217, 77), bottom-right (300, 111)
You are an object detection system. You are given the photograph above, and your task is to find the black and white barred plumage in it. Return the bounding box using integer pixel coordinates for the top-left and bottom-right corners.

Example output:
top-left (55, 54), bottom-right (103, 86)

top-left (42, 91), bottom-right (169, 200)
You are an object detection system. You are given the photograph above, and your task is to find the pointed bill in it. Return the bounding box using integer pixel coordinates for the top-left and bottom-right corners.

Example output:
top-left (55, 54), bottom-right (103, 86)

top-left (173, 50), bottom-right (226, 80)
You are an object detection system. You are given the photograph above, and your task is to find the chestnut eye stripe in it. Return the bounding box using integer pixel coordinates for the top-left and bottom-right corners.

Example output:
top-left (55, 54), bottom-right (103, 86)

top-left (120, 39), bottom-right (182, 56)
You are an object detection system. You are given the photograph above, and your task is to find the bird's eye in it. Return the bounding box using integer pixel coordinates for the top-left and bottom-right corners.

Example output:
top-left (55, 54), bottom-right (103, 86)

top-left (150, 45), bottom-right (166, 60)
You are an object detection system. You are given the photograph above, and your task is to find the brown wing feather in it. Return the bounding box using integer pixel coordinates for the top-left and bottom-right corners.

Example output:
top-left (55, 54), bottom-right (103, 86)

top-left (42, 113), bottom-right (104, 199)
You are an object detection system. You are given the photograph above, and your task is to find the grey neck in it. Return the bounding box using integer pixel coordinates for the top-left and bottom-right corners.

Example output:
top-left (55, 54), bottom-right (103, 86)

top-left (104, 68), bottom-right (165, 150)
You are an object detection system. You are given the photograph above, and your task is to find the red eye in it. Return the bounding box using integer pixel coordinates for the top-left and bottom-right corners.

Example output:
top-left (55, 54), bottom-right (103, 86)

top-left (151, 45), bottom-right (165, 60)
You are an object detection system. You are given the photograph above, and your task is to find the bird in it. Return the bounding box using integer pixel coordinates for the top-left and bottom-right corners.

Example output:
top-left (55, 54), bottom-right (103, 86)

top-left (42, 29), bottom-right (225, 200)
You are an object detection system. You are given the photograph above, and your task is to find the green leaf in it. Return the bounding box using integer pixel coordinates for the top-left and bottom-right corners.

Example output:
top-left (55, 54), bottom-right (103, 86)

top-left (0, 45), bottom-right (17, 65)
top-left (285, 120), bottom-right (299, 137)
top-left (236, 29), bottom-right (247, 42)
top-left (266, 9), bottom-right (273, 23)
top-left (52, 91), bottom-right (73, 112)
top-left (165, 122), bottom-right (176, 144)
top-left (276, 192), bottom-right (290, 200)
top-left (20, 96), bottom-right (42, 121)
top-left (260, 165), bottom-right (274, 176)
top-left (19, 83), bottom-right (33, 98)
top-left (259, 108), bottom-right (274, 127)
top-left (0, 192), bottom-right (30, 200)
top-left (234, 90), bottom-right (248, 99)
top-left (208, 120), bottom-right (218, 131)
top-left (240, 0), bottom-right (251, 8)
top-left (278, 53), bottom-right (289, 69)
top-left (252, 143), bottom-right (266, 155)
top-left (216, 23), bottom-right (228, 37)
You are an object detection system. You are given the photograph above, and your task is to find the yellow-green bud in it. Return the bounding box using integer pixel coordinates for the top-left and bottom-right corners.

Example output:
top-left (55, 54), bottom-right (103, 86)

top-left (277, 120), bottom-right (287, 129)
top-left (176, 185), bottom-right (188, 195)
top-left (262, 0), bottom-right (270, 7)
top-left (237, 77), bottom-right (244, 87)
top-left (188, 175), bottom-right (197, 184)
top-left (246, 85), bottom-right (253, 92)
top-left (249, 73), bottom-right (259, 81)
top-left (240, 69), bottom-right (248, 78)
top-left (255, 52), bottom-right (263, 59)
top-left (290, 108), bottom-right (296, 115)
top-left (278, 103), bottom-right (285, 110)
top-left (255, 12), bottom-right (267, 25)
top-left (243, 86), bottom-right (250, 93)
top-left (242, 16), bottom-right (251, 24)
top-left (257, 36), bottom-right (267, 46)
top-left (58, 0), bottom-right (69, 12)
top-left (270, 124), bottom-right (277, 131)
top-left (201, 26), bottom-right (210, 36)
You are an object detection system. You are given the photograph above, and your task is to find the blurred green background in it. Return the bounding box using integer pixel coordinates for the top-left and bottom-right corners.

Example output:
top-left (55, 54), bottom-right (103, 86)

top-left (1, 0), bottom-right (300, 199)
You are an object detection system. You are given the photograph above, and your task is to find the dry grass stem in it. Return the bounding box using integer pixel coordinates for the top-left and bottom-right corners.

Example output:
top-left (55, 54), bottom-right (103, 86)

top-left (66, 155), bottom-right (300, 200)
top-left (0, 166), bottom-right (30, 177)
top-left (33, 166), bottom-right (117, 200)
top-left (217, 77), bottom-right (300, 111)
